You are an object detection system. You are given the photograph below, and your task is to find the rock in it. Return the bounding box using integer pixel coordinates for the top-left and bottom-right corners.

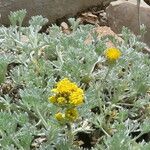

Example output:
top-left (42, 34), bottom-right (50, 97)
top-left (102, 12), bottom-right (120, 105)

top-left (84, 26), bottom-right (123, 48)
top-left (60, 22), bottom-right (71, 34)
top-left (0, 0), bottom-right (115, 26)
top-left (80, 12), bottom-right (99, 25)
top-left (106, 0), bottom-right (150, 47)
top-left (96, 26), bottom-right (123, 47)
top-left (144, 0), bottom-right (150, 5)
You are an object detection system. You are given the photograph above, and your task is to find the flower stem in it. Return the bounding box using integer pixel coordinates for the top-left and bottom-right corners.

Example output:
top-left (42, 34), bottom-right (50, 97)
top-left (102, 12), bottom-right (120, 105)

top-left (103, 66), bottom-right (112, 81)
top-left (100, 126), bottom-right (111, 137)
top-left (36, 106), bottom-right (48, 129)
top-left (66, 123), bottom-right (74, 146)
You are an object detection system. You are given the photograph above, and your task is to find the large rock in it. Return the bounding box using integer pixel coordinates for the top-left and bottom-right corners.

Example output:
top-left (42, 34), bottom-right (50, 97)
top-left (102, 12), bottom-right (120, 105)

top-left (106, 0), bottom-right (150, 47)
top-left (0, 0), bottom-right (114, 26)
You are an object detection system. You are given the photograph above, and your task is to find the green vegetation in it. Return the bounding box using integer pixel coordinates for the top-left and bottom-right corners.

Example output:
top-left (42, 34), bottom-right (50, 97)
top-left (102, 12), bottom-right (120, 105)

top-left (0, 10), bottom-right (150, 150)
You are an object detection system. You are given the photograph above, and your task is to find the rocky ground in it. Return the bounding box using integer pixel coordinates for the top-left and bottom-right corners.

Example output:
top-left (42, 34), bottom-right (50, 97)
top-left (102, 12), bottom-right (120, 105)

top-left (0, 0), bottom-right (150, 48)
top-left (57, 0), bottom-right (150, 52)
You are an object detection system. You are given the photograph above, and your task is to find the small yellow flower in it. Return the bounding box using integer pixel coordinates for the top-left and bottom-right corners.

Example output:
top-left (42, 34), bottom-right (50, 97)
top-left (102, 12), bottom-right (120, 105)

top-left (52, 78), bottom-right (78, 94)
top-left (57, 97), bottom-right (66, 105)
top-left (105, 48), bottom-right (121, 61)
top-left (55, 112), bottom-right (65, 121)
top-left (65, 108), bottom-right (78, 122)
top-left (48, 96), bottom-right (56, 103)
top-left (69, 88), bottom-right (84, 106)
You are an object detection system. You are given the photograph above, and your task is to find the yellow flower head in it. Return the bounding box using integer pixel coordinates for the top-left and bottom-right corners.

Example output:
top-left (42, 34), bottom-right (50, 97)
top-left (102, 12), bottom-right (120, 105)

top-left (65, 108), bottom-right (78, 122)
top-left (49, 78), bottom-right (84, 107)
top-left (105, 48), bottom-right (121, 61)
top-left (52, 78), bottom-right (78, 94)
top-left (69, 88), bottom-right (84, 106)
top-left (57, 97), bottom-right (66, 105)
top-left (55, 112), bottom-right (65, 121)
top-left (49, 96), bottom-right (57, 103)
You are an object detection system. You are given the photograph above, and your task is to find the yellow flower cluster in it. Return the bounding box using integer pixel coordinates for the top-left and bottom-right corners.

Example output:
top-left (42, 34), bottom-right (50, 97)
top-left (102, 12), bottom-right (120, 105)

top-left (105, 47), bottom-right (121, 61)
top-left (55, 108), bottom-right (78, 122)
top-left (49, 78), bottom-right (84, 107)
top-left (49, 78), bottom-right (84, 123)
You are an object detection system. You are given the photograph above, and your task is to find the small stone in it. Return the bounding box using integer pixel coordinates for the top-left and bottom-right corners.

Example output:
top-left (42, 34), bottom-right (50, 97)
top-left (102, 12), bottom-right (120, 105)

top-left (61, 22), bottom-right (69, 30)
top-left (61, 22), bottom-right (71, 34)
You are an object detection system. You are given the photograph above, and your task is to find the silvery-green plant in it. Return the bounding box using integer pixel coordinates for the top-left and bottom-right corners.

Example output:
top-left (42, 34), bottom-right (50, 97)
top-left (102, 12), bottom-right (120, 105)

top-left (0, 10), bottom-right (150, 149)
